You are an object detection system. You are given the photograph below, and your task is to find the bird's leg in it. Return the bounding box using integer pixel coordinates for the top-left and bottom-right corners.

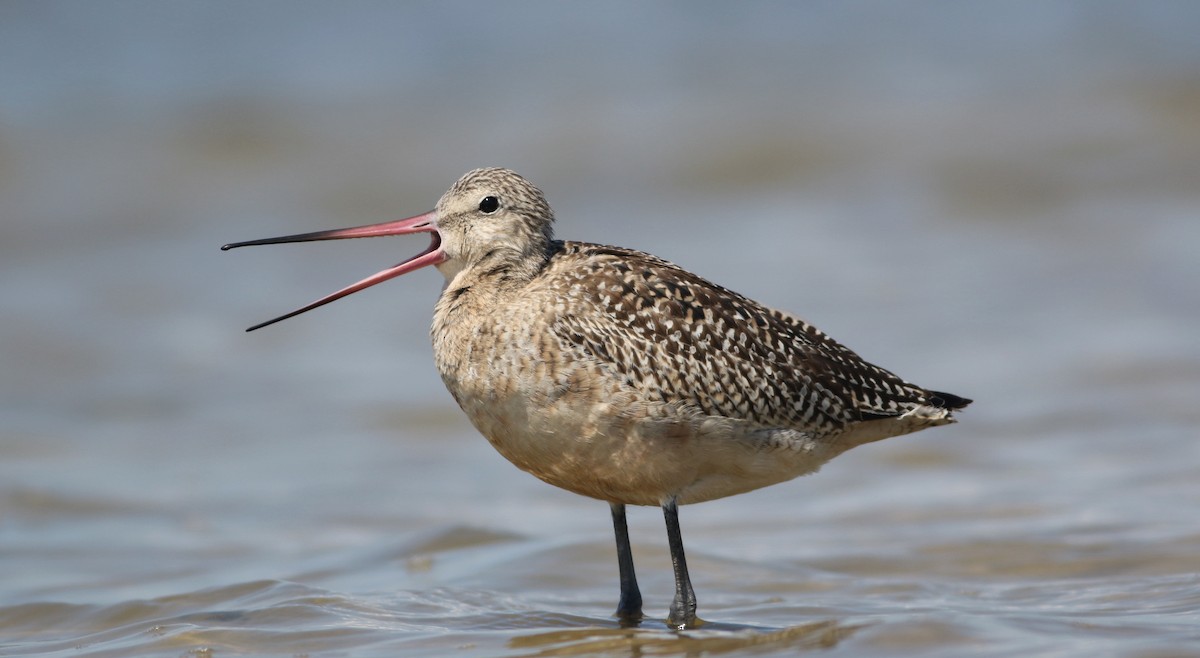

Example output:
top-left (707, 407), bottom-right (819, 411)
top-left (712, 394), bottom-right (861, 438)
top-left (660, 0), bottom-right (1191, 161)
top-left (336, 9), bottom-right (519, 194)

top-left (662, 498), bottom-right (698, 629)
top-left (609, 502), bottom-right (644, 623)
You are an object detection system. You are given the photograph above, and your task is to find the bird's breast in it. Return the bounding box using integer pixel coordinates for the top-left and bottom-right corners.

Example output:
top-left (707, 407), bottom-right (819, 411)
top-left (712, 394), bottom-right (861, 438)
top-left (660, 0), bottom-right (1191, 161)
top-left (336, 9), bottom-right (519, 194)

top-left (428, 289), bottom-right (834, 506)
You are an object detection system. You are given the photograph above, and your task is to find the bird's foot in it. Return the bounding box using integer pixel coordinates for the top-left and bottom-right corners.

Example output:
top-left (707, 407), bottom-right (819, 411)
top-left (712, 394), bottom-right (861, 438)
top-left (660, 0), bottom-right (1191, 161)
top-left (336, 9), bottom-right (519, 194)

top-left (614, 593), bottom-right (644, 627)
top-left (614, 608), bottom-right (644, 628)
top-left (666, 600), bottom-right (700, 630)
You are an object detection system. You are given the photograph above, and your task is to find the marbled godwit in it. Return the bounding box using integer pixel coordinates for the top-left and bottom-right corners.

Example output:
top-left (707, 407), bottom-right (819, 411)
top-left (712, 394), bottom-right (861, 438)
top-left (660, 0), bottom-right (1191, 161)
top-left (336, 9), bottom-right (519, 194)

top-left (223, 168), bottom-right (970, 629)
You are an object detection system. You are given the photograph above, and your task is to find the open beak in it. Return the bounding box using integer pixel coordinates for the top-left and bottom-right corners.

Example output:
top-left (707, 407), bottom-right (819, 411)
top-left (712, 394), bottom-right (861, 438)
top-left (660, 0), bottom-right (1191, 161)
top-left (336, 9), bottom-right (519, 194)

top-left (222, 210), bottom-right (444, 331)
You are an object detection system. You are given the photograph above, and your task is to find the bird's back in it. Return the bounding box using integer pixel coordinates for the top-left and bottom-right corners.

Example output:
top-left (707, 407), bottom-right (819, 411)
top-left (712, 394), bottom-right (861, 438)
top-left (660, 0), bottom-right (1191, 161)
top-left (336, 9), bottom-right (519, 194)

top-left (535, 241), bottom-right (968, 434)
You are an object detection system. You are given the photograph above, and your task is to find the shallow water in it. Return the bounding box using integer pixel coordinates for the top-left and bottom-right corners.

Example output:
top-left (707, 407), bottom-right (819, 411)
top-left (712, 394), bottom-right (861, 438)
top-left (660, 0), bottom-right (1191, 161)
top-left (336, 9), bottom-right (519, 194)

top-left (3, 3), bottom-right (1200, 656)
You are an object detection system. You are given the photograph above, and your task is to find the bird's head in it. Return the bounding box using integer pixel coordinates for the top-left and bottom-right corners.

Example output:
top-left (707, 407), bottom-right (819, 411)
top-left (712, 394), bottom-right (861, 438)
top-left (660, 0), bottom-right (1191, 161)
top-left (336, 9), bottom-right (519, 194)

top-left (222, 167), bottom-right (554, 331)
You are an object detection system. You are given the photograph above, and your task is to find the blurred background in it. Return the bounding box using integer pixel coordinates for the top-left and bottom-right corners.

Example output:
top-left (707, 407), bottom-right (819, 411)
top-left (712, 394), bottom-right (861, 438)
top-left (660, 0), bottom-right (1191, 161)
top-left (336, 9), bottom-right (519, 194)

top-left (2, 2), bottom-right (1198, 656)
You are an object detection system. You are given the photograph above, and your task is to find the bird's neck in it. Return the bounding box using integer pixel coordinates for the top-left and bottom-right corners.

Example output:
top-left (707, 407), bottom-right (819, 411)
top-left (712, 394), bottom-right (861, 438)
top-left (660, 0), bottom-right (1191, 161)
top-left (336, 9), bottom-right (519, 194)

top-left (442, 240), bottom-right (559, 294)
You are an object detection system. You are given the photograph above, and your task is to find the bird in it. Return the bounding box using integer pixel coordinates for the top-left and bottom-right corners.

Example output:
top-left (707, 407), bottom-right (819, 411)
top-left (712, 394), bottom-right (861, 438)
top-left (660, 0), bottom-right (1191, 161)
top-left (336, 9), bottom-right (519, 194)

top-left (222, 167), bottom-right (970, 629)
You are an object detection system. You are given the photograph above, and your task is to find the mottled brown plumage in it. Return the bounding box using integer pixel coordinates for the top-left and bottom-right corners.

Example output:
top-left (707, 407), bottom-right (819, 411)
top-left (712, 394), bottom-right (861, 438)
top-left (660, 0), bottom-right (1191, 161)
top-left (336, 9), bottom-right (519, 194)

top-left (224, 167), bottom-right (970, 629)
top-left (428, 169), bottom-right (967, 508)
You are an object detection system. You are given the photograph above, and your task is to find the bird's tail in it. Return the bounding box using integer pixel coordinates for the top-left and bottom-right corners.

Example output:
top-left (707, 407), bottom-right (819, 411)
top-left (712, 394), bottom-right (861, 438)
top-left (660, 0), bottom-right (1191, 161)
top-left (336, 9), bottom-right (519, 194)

top-left (927, 390), bottom-right (972, 411)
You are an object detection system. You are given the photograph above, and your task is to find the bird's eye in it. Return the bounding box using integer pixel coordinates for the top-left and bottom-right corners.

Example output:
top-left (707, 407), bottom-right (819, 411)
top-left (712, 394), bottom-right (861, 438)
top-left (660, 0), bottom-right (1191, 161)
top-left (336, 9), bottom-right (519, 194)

top-left (479, 196), bottom-right (500, 214)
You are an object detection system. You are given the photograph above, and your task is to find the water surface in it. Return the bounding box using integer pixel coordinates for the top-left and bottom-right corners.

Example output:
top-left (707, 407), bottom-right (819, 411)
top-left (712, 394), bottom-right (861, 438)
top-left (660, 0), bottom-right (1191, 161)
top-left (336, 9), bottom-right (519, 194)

top-left (2, 3), bottom-right (1199, 656)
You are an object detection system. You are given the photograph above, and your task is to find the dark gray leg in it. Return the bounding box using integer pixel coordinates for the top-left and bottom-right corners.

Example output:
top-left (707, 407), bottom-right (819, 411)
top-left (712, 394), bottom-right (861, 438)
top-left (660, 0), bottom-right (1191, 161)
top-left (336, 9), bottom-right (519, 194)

top-left (610, 502), bottom-right (643, 622)
top-left (662, 498), bottom-right (698, 629)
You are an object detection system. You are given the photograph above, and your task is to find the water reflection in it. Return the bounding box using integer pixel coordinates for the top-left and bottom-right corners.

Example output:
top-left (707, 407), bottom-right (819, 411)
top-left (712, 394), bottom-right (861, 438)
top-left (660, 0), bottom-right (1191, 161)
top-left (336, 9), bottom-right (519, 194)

top-left (509, 619), bottom-right (864, 657)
